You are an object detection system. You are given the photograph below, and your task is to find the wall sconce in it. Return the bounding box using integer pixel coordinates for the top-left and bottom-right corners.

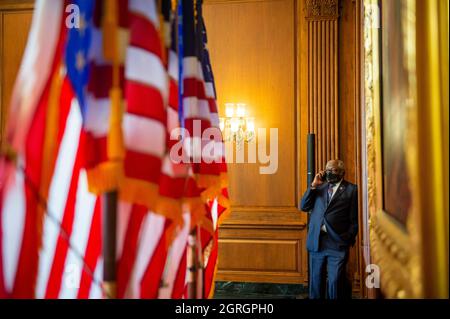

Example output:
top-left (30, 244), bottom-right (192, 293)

top-left (220, 103), bottom-right (255, 147)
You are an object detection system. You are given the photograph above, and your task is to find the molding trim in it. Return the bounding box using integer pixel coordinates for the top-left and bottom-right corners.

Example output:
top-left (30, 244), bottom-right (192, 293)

top-left (221, 207), bottom-right (307, 229)
top-left (0, 0), bottom-right (34, 11)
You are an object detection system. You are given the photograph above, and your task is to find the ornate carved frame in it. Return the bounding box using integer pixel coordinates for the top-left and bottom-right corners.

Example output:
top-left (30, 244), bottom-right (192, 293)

top-left (363, 0), bottom-right (424, 298)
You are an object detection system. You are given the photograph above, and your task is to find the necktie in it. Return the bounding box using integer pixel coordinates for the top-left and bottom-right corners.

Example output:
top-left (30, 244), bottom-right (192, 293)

top-left (327, 183), bottom-right (335, 204)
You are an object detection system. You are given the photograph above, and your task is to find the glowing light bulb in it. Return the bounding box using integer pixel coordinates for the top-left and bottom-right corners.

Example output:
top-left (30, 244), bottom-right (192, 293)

top-left (225, 103), bottom-right (234, 118)
top-left (219, 118), bottom-right (225, 131)
top-left (236, 103), bottom-right (246, 117)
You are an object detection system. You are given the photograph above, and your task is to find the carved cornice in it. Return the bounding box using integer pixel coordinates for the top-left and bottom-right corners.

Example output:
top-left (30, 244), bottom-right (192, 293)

top-left (304, 0), bottom-right (339, 20)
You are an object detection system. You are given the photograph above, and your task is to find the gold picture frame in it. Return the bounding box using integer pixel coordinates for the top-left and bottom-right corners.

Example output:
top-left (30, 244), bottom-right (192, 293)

top-left (363, 0), bottom-right (448, 298)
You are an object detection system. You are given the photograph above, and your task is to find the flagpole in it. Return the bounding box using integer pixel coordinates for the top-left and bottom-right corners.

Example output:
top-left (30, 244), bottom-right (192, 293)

top-left (103, 191), bottom-right (118, 298)
top-left (102, 0), bottom-right (121, 299)
top-left (187, 228), bottom-right (198, 299)
top-left (306, 134), bottom-right (315, 298)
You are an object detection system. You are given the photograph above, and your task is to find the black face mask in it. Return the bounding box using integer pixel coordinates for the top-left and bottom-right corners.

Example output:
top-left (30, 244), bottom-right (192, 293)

top-left (325, 172), bottom-right (342, 184)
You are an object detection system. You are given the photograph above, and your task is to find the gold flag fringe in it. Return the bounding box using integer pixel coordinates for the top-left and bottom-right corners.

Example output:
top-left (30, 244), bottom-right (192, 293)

top-left (86, 0), bottom-right (126, 194)
top-left (37, 64), bottom-right (64, 251)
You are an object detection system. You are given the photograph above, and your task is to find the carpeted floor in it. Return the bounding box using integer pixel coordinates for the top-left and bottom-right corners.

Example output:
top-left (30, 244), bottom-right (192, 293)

top-left (213, 282), bottom-right (309, 299)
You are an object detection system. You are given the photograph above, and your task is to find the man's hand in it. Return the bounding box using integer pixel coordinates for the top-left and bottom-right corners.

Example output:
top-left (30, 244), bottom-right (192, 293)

top-left (311, 171), bottom-right (325, 188)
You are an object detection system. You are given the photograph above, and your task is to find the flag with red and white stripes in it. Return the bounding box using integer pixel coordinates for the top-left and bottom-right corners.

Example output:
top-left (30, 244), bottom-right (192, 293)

top-left (116, 0), bottom-right (182, 299)
top-left (84, 0), bottom-right (129, 194)
top-left (0, 0), bottom-right (229, 300)
top-left (178, 0), bottom-right (229, 299)
top-left (0, 0), bottom-right (105, 298)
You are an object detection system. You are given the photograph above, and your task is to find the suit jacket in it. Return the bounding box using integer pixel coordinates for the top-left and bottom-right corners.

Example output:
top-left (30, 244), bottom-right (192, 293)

top-left (300, 180), bottom-right (358, 252)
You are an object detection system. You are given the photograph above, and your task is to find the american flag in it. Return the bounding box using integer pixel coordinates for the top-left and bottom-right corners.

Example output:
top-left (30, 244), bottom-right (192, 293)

top-left (0, 0), bottom-right (228, 299)
top-left (179, 0), bottom-right (230, 298)
top-left (116, 0), bottom-right (181, 299)
top-left (196, 0), bottom-right (230, 298)
top-left (0, 0), bottom-right (103, 298)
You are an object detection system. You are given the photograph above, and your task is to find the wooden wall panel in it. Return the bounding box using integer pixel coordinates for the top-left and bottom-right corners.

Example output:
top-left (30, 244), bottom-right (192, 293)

top-left (204, 0), bottom-right (296, 208)
top-left (217, 226), bottom-right (307, 283)
top-left (0, 0), bottom-right (33, 144)
top-left (204, 0), bottom-right (308, 284)
top-left (219, 239), bottom-right (299, 272)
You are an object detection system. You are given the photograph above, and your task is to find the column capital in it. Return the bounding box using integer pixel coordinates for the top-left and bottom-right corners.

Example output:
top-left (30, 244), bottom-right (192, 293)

top-left (304, 0), bottom-right (339, 20)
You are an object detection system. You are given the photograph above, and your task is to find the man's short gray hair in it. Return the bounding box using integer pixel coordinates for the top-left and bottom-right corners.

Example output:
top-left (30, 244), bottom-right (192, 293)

top-left (326, 159), bottom-right (345, 172)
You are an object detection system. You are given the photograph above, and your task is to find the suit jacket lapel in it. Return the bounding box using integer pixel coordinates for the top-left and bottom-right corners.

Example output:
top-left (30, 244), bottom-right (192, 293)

top-left (326, 180), bottom-right (347, 209)
top-left (320, 184), bottom-right (328, 207)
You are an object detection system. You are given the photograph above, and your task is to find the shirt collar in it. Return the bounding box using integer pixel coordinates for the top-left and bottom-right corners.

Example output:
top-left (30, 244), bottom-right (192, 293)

top-left (329, 179), bottom-right (343, 189)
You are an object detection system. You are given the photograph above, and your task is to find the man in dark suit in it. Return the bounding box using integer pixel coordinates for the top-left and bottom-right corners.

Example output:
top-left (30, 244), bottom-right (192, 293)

top-left (300, 160), bottom-right (358, 299)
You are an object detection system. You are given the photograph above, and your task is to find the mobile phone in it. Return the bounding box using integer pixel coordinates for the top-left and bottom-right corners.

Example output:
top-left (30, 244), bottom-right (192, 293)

top-left (319, 172), bottom-right (326, 182)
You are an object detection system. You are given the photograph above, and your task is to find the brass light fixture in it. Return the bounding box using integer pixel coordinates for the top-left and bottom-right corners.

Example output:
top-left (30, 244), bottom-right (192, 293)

top-left (219, 103), bottom-right (255, 147)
